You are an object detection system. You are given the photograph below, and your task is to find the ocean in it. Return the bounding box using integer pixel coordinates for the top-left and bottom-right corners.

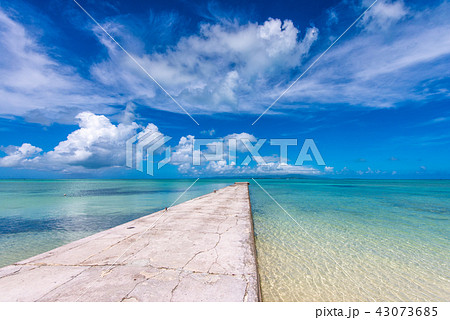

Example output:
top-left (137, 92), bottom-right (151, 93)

top-left (250, 179), bottom-right (450, 301)
top-left (0, 179), bottom-right (448, 301)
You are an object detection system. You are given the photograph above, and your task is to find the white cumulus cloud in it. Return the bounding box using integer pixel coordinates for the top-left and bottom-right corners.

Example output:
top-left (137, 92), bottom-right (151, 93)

top-left (0, 143), bottom-right (42, 167)
top-left (44, 112), bottom-right (139, 169)
top-left (0, 112), bottom-right (149, 171)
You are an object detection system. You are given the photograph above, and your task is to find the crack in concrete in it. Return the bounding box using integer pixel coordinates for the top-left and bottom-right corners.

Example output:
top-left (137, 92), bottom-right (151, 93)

top-left (36, 266), bottom-right (90, 302)
top-left (169, 271), bottom-right (184, 302)
top-left (120, 276), bottom-right (148, 302)
top-left (207, 234), bottom-right (222, 273)
top-left (0, 266), bottom-right (24, 280)
top-left (79, 232), bottom-right (142, 265)
top-left (243, 274), bottom-right (251, 302)
top-left (169, 231), bottom-right (224, 301)
top-left (14, 262), bottom-right (253, 278)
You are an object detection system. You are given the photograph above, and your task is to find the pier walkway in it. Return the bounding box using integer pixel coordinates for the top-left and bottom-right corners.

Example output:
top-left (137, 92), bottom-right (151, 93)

top-left (0, 182), bottom-right (260, 302)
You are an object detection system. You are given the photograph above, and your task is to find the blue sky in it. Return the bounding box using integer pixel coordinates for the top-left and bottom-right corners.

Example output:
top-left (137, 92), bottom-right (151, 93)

top-left (0, 0), bottom-right (449, 178)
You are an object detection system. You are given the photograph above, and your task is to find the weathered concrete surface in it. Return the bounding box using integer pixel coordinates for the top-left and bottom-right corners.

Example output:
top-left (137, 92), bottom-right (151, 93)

top-left (0, 183), bottom-right (260, 302)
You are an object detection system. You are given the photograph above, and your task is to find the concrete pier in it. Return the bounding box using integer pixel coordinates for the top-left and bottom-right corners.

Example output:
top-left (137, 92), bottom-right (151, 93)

top-left (0, 183), bottom-right (260, 302)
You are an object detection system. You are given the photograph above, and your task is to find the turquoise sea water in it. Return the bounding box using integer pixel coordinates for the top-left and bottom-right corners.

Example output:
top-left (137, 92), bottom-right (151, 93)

top-left (0, 179), bottom-right (449, 301)
top-left (250, 179), bottom-right (450, 301)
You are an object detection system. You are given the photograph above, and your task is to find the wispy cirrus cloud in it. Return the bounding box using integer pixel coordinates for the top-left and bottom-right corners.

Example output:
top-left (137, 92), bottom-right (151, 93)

top-left (0, 4), bottom-right (320, 122)
top-left (88, 16), bottom-right (319, 114)
top-left (0, 8), bottom-right (121, 124)
top-left (281, 0), bottom-right (450, 109)
top-left (0, 0), bottom-right (449, 125)
top-left (80, 0), bottom-right (450, 116)
top-left (360, 0), bottom-right (408, 31)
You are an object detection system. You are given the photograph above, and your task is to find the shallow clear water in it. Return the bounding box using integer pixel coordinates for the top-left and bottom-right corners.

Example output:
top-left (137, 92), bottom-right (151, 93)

top-left (250, 179), bottom-right (450, 301)
top-left (0, 179), bottom-right (231, 267)
top-left (0, 179), bottom-right (448, 301)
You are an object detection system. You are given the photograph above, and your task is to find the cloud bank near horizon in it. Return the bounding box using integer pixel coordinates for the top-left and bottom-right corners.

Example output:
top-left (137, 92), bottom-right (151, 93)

top-left (0, 111), bottom-right (331, 177)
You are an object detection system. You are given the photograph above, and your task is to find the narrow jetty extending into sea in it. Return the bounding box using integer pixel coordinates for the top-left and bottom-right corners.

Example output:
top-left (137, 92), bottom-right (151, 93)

top-left (0, 182), bottom-right (260, 302)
